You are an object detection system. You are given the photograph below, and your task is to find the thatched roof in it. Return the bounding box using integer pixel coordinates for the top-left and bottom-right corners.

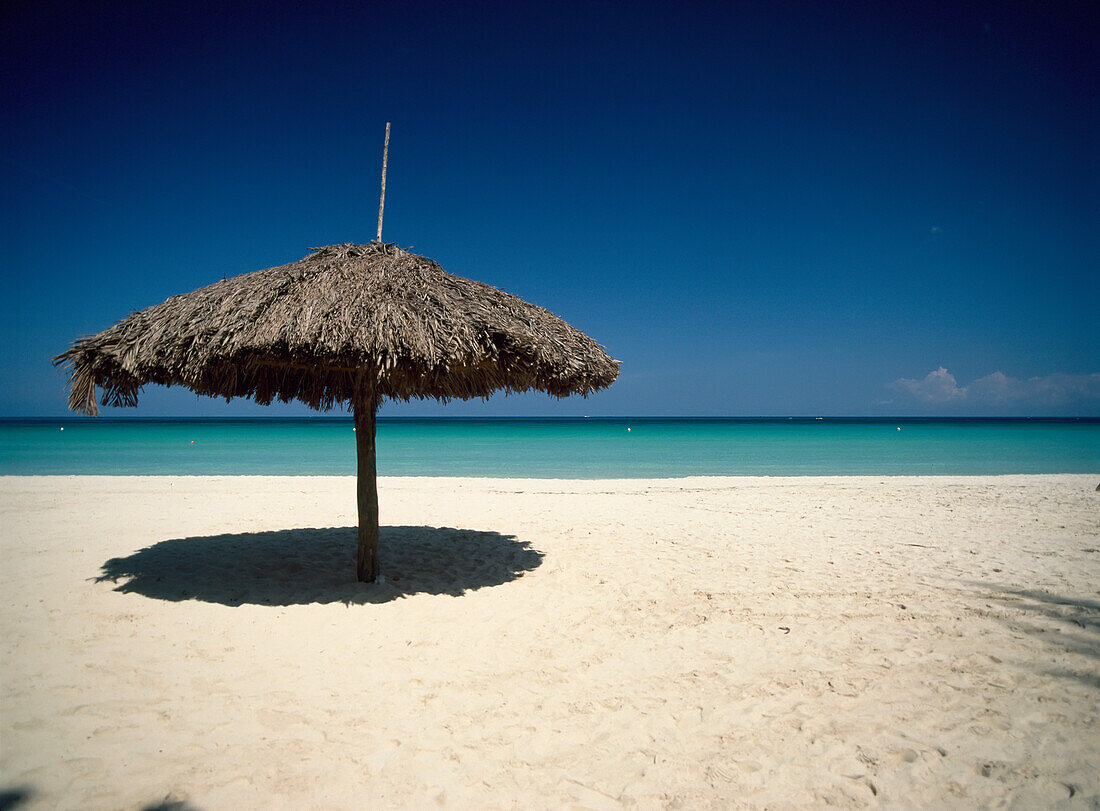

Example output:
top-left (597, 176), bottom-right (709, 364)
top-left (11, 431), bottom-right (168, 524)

top-left (55, 242), bottom-right (619, 415)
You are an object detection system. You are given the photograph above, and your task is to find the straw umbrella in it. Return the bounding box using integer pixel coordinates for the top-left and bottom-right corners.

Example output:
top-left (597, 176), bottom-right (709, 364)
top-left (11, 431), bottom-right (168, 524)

top-left (54, 241), bottom-right (619, 581)
top-left (56, 125), bottom-right (618, 581)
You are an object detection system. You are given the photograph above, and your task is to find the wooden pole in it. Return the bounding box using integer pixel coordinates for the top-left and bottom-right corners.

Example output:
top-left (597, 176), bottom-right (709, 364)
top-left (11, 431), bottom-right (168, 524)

top-left (375, 122), bottom-right (391, 243)
top-left (353, 397), bottom-right (380, 582)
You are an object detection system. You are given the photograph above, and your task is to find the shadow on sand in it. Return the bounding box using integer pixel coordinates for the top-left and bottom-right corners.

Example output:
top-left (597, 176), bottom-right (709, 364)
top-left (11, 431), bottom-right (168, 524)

top-left (96, 526), bottom-right (543, 606)
top-left (968, 581), bottom-right (1100, 688)
top-left (0, 786), bottom-right (33, 811)
top-left (140, 798), bottom-right (200, 811)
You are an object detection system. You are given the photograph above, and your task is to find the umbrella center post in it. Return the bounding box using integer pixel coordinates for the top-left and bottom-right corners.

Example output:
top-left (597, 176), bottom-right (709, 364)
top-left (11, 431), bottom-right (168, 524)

top-left (353, 397), bottom-right (381, 582)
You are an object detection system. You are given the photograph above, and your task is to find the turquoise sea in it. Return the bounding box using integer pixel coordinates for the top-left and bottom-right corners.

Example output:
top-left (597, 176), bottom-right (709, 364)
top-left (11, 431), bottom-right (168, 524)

top-left (1, 418), bottom-right (1098, 477)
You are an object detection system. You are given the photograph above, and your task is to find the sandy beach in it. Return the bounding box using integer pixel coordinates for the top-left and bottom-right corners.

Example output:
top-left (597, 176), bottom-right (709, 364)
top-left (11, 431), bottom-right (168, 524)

top-left (2, 474), bottom-right (1098, 808)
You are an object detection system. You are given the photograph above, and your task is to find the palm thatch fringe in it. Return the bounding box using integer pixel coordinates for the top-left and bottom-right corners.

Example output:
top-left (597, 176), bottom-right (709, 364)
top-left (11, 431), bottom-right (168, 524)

top-left (55, 243), bottom-right (620, 415)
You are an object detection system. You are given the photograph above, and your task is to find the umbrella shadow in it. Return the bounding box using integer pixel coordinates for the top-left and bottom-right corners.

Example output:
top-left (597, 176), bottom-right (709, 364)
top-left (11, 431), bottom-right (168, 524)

top-left (96, 526), bottom-right (543, 606)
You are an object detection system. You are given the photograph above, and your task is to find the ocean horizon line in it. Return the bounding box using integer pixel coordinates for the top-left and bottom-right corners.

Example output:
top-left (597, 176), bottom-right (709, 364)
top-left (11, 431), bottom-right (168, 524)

top-left (6, 415), bottom-right (1100, 423)
top-left (4, 416), bottom-right (1097, 476)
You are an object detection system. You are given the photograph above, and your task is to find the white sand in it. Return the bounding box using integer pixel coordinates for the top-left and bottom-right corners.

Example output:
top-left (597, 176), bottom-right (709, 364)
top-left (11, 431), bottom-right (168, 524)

top-left (2, 474), bottom-right (1098, 809)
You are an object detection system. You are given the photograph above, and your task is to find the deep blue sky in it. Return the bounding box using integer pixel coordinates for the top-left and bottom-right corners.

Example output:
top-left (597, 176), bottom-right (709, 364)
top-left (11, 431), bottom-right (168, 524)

top-left (3, 0), bottom-right (1097, 417)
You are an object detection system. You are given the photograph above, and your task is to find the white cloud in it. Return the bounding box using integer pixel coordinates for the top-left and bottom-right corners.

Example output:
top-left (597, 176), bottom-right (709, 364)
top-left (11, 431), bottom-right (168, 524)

top-left (1024, 372), bottom-right (1100, 403)
top-left (889, 368), bottom-right (1100, 408)
top-left (967, 371), bottom-right (1024, 404)
top-left (889, 367), bottom-right (965, 402)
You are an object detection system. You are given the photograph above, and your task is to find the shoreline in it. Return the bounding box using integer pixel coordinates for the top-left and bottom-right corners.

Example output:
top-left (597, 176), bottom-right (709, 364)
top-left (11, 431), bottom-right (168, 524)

top-left (4, 472), bottom-right (1098, 480)
top-left (3, 474), bottom-right (1098, 807)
